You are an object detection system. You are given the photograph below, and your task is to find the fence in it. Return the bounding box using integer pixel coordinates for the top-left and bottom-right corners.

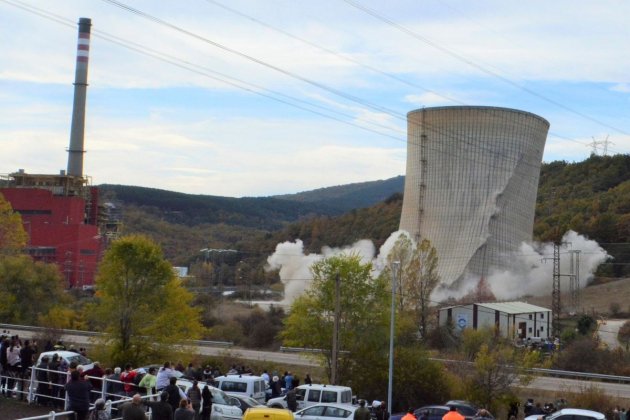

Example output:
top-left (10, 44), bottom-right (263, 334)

top-left (1, 364), bottom-right (162, 420)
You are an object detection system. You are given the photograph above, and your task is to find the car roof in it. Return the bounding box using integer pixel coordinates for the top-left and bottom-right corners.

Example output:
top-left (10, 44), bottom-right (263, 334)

top-left (218, 375), bottom-right (265, 381)
top-left (417, 405), bottom-right (450, 410)
top-left (39, 350), bottom-right (83, 358)
top-left (297, 403), bottom-right (357, 412)
top-left (445, 401), bottom-right (476, 407)
top-left (297, 384), bottom-right (352, 391)
top-left (549, 409), bottom-right (605, 419)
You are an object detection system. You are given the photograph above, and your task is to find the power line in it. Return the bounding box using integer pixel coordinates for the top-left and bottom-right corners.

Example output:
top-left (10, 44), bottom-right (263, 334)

top-left (4, 0), bottom-right (553, 179)
top-left (201, 0), bottom-right (606, 154)
top-left (341, 0), bottom-right (630, 138)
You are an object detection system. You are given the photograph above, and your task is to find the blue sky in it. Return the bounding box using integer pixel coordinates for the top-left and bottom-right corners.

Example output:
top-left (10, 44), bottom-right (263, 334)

top-left (1, 0), bottom-right (629, 196)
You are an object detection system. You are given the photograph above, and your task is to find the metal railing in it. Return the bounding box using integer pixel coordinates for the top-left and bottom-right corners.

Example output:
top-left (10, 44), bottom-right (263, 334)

top-left (0, 322), bottom-right (233, 348)
top-left (5, 365), bottom-right (166, 420)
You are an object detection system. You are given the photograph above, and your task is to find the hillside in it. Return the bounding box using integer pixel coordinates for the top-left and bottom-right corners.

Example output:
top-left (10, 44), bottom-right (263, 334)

top-left (274, 175), bottom-right (405, 213)
top-left (98, 184), bottom-right (337, 230)
top-left (102, 154), bottom-right (630, 278)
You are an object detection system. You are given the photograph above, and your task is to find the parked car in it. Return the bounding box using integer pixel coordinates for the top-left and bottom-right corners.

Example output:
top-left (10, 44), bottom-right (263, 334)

top-left (36, 350), bottom-right (94, 371)
top-left (214, 374), bottom-right (268, 403)
top-left (267, 384), bottom-right (354, 411)
top-left (414, 405), bottom-right (451, 420)
top-left (175, 378), bottom-right (243, 420)
top-left (295, 403), bottom-right (358, 420)
top-left (443, 401), bottom-right (493, 420)
top-left (524, 408), bottom-right (605, 420)
top-left (227, 393), bottom-right (266, 412)
top-left (243, 407), bottom-right (294, 420)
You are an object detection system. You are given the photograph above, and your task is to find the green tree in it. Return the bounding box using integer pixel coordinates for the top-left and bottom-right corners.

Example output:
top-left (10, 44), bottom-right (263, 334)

top-left (282, 253), bottom-right (389, 385)
top-left (576, 314), bottom-right (596, 335)
top-left (92, 235), bottom-right (204, 366)
top-left (0, 255), bottom-right (68, 324)
top-left (457, 329), bottom-right (541, 412)
top-left (0, 193), bottom-right (27, 255)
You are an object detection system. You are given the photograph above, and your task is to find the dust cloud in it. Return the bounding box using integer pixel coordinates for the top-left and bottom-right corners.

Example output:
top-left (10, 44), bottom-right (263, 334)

top-left (266, 230), bottom-right (609, 306)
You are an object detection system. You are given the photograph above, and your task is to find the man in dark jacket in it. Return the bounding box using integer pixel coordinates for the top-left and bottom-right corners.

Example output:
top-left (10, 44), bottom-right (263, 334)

top-left (35, 356), bottom-right (50, 406)
top-left (65, 369), bottom-right (92, 420)
top-left (121, 393), bottom-right (148, 420)
top-left (145, 391), bottom-right (174, 420)
top-left (286, 387), bottom-right (298, 412)
top-left (164, 376), bottom-right (186, 413)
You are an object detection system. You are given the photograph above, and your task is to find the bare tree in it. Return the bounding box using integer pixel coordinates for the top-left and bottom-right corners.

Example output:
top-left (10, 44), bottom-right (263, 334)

top-left (406, 239), bottom-right (440, 335)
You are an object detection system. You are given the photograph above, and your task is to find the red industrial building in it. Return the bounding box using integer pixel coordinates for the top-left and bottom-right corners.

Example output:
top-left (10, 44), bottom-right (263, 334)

top-left (1, 173), bottom-right (103, 288)
top-left (1, 18), bottom-right (118, 288)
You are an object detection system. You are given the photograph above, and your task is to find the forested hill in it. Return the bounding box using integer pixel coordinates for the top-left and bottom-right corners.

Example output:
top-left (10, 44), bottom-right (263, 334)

top-left (274, 176), bottom-right (405, 213)
top-left (98, 184), bottom-right (343, 230)
top-left (101, 154), bottom-right (630, 275)
top-left (98, 177), bottom-right (405, 229)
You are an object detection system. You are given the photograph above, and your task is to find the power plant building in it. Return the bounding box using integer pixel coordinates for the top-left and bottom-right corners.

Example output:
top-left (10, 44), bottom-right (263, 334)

top-left (399, 106), bottom-right (549, 286)
top-left (0, 18), bottom-right (119, 288)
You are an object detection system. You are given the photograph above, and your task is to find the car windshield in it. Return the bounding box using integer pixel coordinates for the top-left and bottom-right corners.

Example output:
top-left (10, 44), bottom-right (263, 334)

top-left (66, 354), bottom-right (92, 366)
top-left (210, 387), bottom-right (231, 405)
top-left (241, 396), bottom-right (261, 406)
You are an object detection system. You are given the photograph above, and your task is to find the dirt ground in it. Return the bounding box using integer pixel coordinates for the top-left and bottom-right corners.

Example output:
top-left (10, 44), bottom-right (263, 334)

top-left (526, 277), bottom-right (630, 315)
top-left (0, 396), bottom-right (73, 420)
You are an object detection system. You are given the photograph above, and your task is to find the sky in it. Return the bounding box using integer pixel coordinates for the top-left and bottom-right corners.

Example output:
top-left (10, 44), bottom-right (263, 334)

top-left (1, 0), bottom-right (629, 197)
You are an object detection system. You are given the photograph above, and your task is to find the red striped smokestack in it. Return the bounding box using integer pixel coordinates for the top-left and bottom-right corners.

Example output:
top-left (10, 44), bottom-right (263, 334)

top-left (67, 17), bottom-right (91, 177)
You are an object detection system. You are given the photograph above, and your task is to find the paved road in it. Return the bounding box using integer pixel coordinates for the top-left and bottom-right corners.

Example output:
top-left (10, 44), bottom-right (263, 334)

top-left (598, 319), bottom-right (626, 350)
top-left (6, 325), bottom-right (630, 397)
top-left (5, 325), bottom-right (315, 366)
top-left (523, 376), bottom-right (630, 398)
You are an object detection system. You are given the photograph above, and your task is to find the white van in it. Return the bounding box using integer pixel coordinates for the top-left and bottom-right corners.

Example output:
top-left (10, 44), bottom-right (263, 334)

top-left (267, 384), bottom-right (353, 411)
top-left (175, 378), bottom-right (243, 420)
top-left (214, 374), bottom-right (267, 404)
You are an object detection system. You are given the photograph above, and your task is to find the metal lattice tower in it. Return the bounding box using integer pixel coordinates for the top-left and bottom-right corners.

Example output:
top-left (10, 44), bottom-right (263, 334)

top-left (552, 243), bottom-right (561, 337)
top-left (568, 250), bottom-right (581, 314)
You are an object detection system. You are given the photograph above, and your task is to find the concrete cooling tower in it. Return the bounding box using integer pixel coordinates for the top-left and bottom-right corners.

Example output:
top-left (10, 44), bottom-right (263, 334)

top-left (399, 106), bottom-right (549, 287)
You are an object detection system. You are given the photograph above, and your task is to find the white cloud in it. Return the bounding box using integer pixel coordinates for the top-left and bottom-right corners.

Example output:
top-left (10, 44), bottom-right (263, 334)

top-left (611, 83), bottom-right (630, 93)
top-left (1, 0), bottom-right (630, 196)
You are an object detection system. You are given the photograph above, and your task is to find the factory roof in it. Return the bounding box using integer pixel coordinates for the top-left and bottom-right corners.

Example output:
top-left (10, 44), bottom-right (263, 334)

top-left (441, 301), bottom-right (551, 314)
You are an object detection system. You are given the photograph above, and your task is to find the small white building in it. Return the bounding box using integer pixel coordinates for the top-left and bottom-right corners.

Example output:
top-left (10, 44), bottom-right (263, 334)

top-left (437, 301), bottom-right (552, 340)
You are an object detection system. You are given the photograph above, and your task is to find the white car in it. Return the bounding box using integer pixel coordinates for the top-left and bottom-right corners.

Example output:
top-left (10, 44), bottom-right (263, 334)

top-left (36, 350), bottom-right (94, 371)
top-left (295, 404), bottom-right (358, 420)
top-left (524, 409), bottom-right (606, 420)
top-left (175, 378), bottom-right (243, 420)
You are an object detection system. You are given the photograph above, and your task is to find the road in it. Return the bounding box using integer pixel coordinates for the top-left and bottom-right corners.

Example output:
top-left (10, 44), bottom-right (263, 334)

top-left (524, 376), bottom-right (630, 398)
top-left (598, 319), bottom-right (626, 350)
top-left (5, 324), bottom-right (630, 397)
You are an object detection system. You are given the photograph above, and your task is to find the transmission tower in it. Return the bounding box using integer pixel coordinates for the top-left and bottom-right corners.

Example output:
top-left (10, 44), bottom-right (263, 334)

top-left (568, 250), bottom-right (581, 314)
top-left (589, 135), bottom-right (613, 156)
top-left (551, 243), bottom-right (561, 337)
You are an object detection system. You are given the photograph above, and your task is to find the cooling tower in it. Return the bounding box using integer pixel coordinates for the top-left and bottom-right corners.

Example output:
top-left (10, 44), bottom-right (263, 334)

top-left (399, 106), bottom-right (549, 286)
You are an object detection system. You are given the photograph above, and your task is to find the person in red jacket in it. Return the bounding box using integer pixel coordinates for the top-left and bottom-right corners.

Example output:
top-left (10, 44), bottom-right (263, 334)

top-left (121, 363), bottom-right (138, 397)
top-left (443, 406), bottom-right (465, 420)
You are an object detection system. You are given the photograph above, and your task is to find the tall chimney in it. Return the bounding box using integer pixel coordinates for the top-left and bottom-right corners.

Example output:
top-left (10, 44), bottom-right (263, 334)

top-left (67, 17), bottom-right (92, 177)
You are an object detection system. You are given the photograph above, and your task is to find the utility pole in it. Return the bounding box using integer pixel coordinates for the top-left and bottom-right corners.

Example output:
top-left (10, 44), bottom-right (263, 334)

top-left (331, 271), bottom-right (341, 385)
top-left (387, 261), bottom-right (400, 417)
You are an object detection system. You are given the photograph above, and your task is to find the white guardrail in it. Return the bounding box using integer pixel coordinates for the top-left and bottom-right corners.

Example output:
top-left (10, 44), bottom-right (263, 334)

top-left (280, 348), bottom-right (630, 385)
top-left (0, 323), bottom-right (233, 348)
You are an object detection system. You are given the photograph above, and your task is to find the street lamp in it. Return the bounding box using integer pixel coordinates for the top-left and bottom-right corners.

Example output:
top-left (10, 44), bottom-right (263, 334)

top-left (388, 261), bottom-right (400, 416)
